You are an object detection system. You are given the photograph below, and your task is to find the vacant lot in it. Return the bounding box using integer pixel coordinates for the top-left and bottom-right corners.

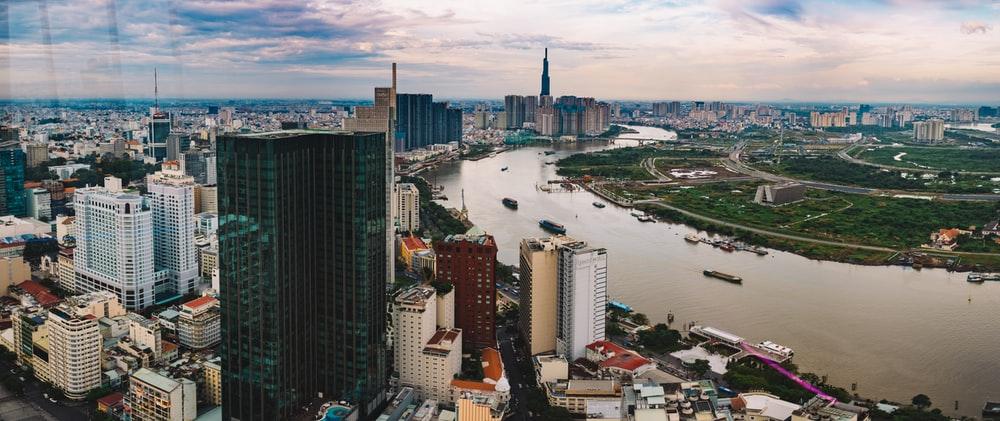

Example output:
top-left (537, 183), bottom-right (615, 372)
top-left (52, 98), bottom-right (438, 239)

top-left (855, 146), bottom-right (1000, 173)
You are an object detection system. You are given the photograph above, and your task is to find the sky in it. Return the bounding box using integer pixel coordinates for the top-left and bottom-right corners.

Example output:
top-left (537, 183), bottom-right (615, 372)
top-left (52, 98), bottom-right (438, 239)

top-left (1, 0), bottom-right (999, 103)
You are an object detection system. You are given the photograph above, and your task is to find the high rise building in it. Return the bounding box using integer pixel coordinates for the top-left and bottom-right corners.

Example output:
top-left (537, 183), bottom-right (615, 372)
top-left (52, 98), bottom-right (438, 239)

top-left (25, 187), bottom-right (51, 221)
top-left (447, 108), bottom-right (463, 143)
top-left (541, 48), bottom-right (551, 96)
top-left (433, 101), bottom-right (449, 143)
top-left (505, 95), bottom-right (526, 129)
top-left (393, 286), bottom-right (463, 403)
top-left (218, 130), bottom-right (389, 419)
top-left (394, 182), bottom-right (420, 233)
top-left (913, 119), bottom-right (945, 141)
top-left (177, 295), bottom-right (220, 350)
top-left (518, 236), bottom-right (572, 356)
top-left (148, 111), bottom-right (171, 160)
top-left (556, 241), bottom-right (607, 360)
top-left (0, 146), bottom-right (26, 217)
top-left (126, 368), bottom-right (197, 421)
top-left (26, 143), bottom-right (48, 167)
top-left (47, 292), bottom-right (122, 400)
top-left (147, 161), bottom-right (198, 297)
top-left (433, 228), bottom-right (497, 351)
top-left (166, 132), bottom-right (184, 161)
top-left (182, 149), bottom-right (208, 185)
top-left (524, 95), bottom-right (538, 124)
top-left (73, 188), bottom-right (156, 310)
top-left (396, 93), bottom-right (433, 151)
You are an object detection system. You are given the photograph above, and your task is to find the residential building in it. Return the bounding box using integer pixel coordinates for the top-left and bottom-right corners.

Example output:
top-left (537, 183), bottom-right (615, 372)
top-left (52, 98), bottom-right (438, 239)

top-left (518, 236), bottom-right (575, 356)
top-left (533, 354), bottom-right (569, 385)
top-left (25, 188), bottom-right (51, 221)
top-left (147, 161), bottom-right (199, 297)
top-left (218, 130), bottom-right (389, 419)
top-left (57, 247), bottom-right (75, 292)
top-left (128, 314), bottom-right (163, 362)
top-left (505, 95), bottom-right (526, 129)
top-left (202, 359), bottom-right (221, 406)
top-left (393, 286), bottom-right (462, 403)
top-left (47, 302), bottom-right (103, 399)
top-left (913, 119), bottom-right (945, 141)
top-left (433, 227), bottom-right (497, 351)
top-left (0, 256), bottom-right (30, 296)
top-left (556, 240), bottom-right (608, 361)
top-left (73, 188), bottom-right (157, 310)
top-left (126, 368), bottom-right (197, 421)
top-left (544, 379), bottom-right (621, 417)
top-left (394, 182), bottom-right (420, 233)
top-left (26, 143), bottom-right (48, 167)
top-left (177, 295), bottom-right (220, 350)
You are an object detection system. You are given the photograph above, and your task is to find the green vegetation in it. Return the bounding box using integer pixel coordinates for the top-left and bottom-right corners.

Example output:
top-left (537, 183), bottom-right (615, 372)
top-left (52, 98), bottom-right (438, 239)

top-left (557, 146), bottom-right (721, 180)
top-left (399, 175), bottom-right (468, 240)
top-left (69, 154), bottom-right (161, 188)
top-left (460, 144), bottom-right (495, 160)
top-left (599, 124), bottom-right (638, 138)
top-left (854, 146), bottom-right (1000, 173)
top-left (765, 156), bottom-right (996, 193)
top-left (688, 359), bottom-right (711, 378)
top-left (458, 349), bottom-right (485, 381)
top-left (724, 360), bottom-right (851, 404)
top-left (430, 280), bottom-right (453, 295)
top-left (637, 323), bottom-right (689, 354)
top-left (644, 181), bottom-right (1000, 251)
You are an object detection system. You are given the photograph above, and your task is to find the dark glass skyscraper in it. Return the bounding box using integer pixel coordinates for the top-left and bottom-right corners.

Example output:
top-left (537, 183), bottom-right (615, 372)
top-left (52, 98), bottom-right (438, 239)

top-left (218, 130), bottom-right (389, 420)
top-left (540, 48), bottom-right (550, 96)
top-left (0, 146), bottom-right (26, 217)
top-left (395, 93), bottom-right (432, 151)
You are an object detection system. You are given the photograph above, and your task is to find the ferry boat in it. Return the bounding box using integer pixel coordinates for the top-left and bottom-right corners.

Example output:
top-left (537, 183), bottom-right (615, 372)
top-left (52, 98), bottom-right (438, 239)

top-left (592, 202), bottom-right (606, 208)
top-left (703, 270), bottom-right (742, 284)
top-left (684, 234), bottom-right (700, 243)
top-left (608, 300), bottom-right (632, 313)
top-left (501, 166), bottom-right (509, 172)
top-left (539, 219), bottom-right (567, 234)
top-left (502, 198), bottom-right (518, 210)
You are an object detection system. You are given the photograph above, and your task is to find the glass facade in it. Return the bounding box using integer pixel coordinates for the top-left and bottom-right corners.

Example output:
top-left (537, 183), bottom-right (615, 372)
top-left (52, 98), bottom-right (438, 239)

top-left (0, 147), bottom-right (26, 217)
top-left (218, 131), bottom-right (388, 420)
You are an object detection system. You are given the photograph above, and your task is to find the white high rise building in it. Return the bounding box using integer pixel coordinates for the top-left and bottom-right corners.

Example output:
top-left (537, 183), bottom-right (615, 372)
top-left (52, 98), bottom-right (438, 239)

top-left (393, 183), bottom-right (420, 233)
top-left (25, 188), bottom-right (51, 221)
top-left (147, 161), bottom-right (199, 296)
top-left (47, 292), bottom-right (125, 400)
top-left (127, 368), bottom-right (197, 421)
top-left (73, 187), bottom-right (157, 310)
top-left (556, 241), bottom-right (608, 360)
top-left (393, 286), bottom-right (462, 403)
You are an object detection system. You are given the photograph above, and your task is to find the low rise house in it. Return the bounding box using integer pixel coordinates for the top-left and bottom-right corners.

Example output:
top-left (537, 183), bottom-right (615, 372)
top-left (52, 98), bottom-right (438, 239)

top-left (586, 340), bottom-right (656, 379)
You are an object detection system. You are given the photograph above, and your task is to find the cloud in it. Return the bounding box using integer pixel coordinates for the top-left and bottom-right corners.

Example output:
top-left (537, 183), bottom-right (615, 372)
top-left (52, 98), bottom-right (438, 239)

top-left (960, 21), bottom-right (993, 34)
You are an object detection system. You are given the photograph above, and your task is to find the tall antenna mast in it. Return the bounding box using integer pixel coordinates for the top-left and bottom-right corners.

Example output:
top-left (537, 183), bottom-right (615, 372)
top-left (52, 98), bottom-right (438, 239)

top-left (154, 68), bottom-right (159, 109)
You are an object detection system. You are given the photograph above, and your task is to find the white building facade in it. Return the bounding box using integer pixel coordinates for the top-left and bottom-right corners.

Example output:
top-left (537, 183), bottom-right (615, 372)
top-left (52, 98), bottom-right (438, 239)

top-left (556, 241), bottom-right (608, 361)
top-left (394, 183), bottom-right (420, 233)
top-left (73, 188), bottom-right (157, 310)
top-left (147, 162), bottom-right (199, 296)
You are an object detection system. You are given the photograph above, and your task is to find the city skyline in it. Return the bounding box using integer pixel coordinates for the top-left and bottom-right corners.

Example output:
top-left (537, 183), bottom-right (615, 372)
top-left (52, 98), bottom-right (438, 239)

top-left (2, 0), bottom-right (999, 103)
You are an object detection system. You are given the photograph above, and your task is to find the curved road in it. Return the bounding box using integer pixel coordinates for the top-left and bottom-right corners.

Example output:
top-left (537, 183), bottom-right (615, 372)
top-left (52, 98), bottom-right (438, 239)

top-left (837, 144), bottom-right (1000, 176)
top-left (723, 142), bottom-right (1000, 201)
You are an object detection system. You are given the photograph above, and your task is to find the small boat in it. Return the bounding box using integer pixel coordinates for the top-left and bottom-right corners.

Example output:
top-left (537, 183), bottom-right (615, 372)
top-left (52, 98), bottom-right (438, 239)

top-left (630, 211), bottom-right (643, 217)
top-left (703, 270), bottom-right (742, 284)
top-left (502, 198), bottom-right (518, 209)
top-left (593, 202), bottom-right (606, 208)
top-left (720, 243), bottom-right (735, 252)
top-left (608, 300), bottom-right (632, 313)
top-left (684, 234), bottom-right (700, 243)
top-left (501, 166), bottom-right (509, 172)
top-left (967, 273), bottom-right (984, 283)
top-left (637, 215), bottom-right (654, 222)
top-left (544, 150), bottom-right (556, 155)
top-left (539, 219), bottom-right (567, 234)
top-left (544, 161), bottom-right (555, 165)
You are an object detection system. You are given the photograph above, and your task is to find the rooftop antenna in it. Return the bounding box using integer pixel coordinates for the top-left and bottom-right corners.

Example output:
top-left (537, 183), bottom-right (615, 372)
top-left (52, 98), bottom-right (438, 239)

top-left (154, 68), bottom-right (159, 110)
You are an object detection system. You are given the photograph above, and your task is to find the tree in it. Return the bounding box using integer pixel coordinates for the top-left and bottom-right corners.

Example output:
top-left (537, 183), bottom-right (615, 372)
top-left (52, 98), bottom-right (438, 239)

top-left (631, 312), bottom-right (650, 326)
top-left (911, 394), bottom-right (932, 409)
top-left (637, 323), bottom-right (686, 354)
top-left (689, 359), bottom-right (711, 378)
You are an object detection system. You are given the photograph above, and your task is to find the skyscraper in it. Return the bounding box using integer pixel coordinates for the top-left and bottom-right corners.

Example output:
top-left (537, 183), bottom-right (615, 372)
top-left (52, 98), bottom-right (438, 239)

top-left (147, 161), bottom-right (198, 297)
top-left (556, 240), bottom-right (607, 360)
top-left (518, 236), bottom-right (572, 356)
top-left (0, 146), bottom-right (26, 217)
top-left (218, 130), bottom-right (389, 420)
top-left (396, 93), bottom-right (433, 151)
top-left (433, 228), bottom-right (497, 351)
top-left (504, 95), bottom-right (526, 129)
top-left (73, 188), bottom-right (156, 310)
top-left (540, 48), bottom-right (550, 96)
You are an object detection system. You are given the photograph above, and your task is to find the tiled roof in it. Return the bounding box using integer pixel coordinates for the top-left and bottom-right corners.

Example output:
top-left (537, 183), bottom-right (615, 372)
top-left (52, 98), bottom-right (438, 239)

top-left (450, 379), bottom-right (496, 392)
top-left (402, 235), bottom-right (428, 251)
top-left (16, 280), bottom-right (61, 307)
top-left (482, 347), bottom-right (503, 382)
top-left (181, 295), bottom-right (218, 310)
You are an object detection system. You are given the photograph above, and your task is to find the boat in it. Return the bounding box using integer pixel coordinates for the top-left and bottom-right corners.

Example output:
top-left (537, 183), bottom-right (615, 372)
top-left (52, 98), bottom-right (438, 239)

top-left (501, 166), bottom-right (509, 172)
top-left (703, 270), bottom-right (742, 284)
top-left (544, 161), bottom-right (555, 165)
top-left (720, 243), bottom-right (735, 252)
top-left (637, 214), bottom-right (654, 222)
top-left (747, 247), bottom-right (769, 256)
top-left (502, 198), bottom-right (518, 210)
top-left (608, 300), bottom-right (632, 313)
top-left (592, 202), bottom-right (606, 208)
top-left (684, 234), bottom-right (700, 243)
top-left (539, 219), bottom-right (567, 234)
top-left (968, 273), bottom-right (984, 283)
top-left (630, 211), bottom-right (643, 217)
top-left (544, 151), bottom-right (556, 155)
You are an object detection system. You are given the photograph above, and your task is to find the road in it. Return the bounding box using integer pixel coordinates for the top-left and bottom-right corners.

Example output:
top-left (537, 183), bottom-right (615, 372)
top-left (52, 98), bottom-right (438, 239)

top-left (0, 360), bottom-right (88, 421)
top-left (837, 144), bottom-right (1000, 176)
top-left (723, 142), bottom-right (1000, 201)
top-left (497, 325), bottom-right (530, 421)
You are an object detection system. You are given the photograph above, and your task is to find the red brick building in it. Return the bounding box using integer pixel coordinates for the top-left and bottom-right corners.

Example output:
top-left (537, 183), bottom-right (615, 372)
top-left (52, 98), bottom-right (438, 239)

top-left (433, 229), bottom-right (497, 351)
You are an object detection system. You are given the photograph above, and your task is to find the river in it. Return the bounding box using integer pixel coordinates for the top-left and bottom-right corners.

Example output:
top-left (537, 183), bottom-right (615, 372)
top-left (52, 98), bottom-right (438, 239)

top-left (425, 125), bottom-right (1000, 417)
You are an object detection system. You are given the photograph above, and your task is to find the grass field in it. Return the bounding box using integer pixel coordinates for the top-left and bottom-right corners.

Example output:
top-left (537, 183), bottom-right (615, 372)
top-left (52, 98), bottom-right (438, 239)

top-left (854, 146), bottom-right (1000, 173)
top-left (761, 155), bottom-right (1000, 193)
top-left (646, 181), bottom-right (1000, 250)
top-left (556, 146), bottom-right (722, 180)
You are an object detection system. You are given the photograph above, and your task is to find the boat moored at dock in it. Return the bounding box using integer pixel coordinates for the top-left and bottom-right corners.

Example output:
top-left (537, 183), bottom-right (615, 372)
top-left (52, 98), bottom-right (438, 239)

top-left (703, 270), bottom-right (742, 284)
top-left (685, 234), bottom-right (700, 243)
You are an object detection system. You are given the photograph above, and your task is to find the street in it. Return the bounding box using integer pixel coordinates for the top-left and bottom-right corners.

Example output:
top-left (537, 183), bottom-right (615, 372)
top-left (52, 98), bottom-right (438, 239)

top-left (497, 323), bottom-right (531, 421)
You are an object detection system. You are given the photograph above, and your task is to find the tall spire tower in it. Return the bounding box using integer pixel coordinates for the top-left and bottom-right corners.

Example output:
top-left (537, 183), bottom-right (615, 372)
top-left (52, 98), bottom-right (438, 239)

top-left (540, 48), bottom-right (550, 96)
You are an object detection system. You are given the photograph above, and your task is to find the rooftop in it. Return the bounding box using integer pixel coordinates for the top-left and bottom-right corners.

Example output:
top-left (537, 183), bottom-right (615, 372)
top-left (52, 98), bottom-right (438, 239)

top-left (181, 295), bottom-right (218, 310)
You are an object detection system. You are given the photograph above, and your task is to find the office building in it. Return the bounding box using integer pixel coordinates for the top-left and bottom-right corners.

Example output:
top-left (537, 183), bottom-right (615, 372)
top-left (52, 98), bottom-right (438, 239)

top-left (182, 149), bottom-right (208, 185)
top-left (25, 188), bottom-right (51, 221)
top-left (0, 146), bottom-right (26, 217)
top-left (26, 143), bottom-right (48, 167)
top-left (126, 368), bottom-right (197, 421)
top-left (58, 247), bottom-right (75, 292)
top-left (433, 228), bottom-right (497, 351)
top-left (177, 295), bottom-right (220, 350)
top-left (396, 93), bottom-right (433, 151)
top-left (518, 236), bottom-right (572, 356)
top-left (394, 183), bottom-right (420, 233)
top-left (147, 161), bottom-right (199, 297)
top-left (541, 48), bottom-right (551, 96)
top-left (556, 240), bottom-right (608, 360)
top-left (104, 175), bottom-right (123, 192)
top-left (218, 130), bottom-right (389, 419)
top-left (166, 133), bottom-right (184, 161)
top-left (73, 188), bottom-right (157, 310)
top-left (393, 286), bottom-right (463, 403)
top-left (47, 300), bottom-right (105, 399)
top-left (913, 119), bottom-right (945, 141)
top-left (148, 110), bottom-right (171, 161)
